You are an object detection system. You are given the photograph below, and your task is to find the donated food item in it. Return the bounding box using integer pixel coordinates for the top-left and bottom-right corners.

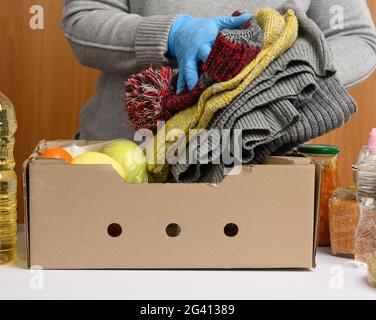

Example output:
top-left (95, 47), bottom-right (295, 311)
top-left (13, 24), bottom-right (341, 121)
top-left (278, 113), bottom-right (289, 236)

top-left (72, 152), bottom-right (125, 180)
top-left (41, 148), bottom-right (73, 163)
top-left (125, 11), bottom-right (263, 133)
top-left (368, 250), bottom-right (376, 287)
top-left (329, 186), bottom-right (360, 256)
top-left (298, 144), bottom-right (341, 246)
top-left (0, 91), bottom-right (17, 265)
top-left (355, 129), bottom-right (376, 265)
top-left (100, 139), bottom-right (148, 184)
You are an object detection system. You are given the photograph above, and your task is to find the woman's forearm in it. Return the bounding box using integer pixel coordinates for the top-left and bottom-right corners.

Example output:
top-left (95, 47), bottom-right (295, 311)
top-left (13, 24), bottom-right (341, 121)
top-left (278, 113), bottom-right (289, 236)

top-left (327, 36), bottom-right (376, 88)
top-left (307, 0), bottom-right (376, 87)
top-left (61, 0), bottom-right (177, 73)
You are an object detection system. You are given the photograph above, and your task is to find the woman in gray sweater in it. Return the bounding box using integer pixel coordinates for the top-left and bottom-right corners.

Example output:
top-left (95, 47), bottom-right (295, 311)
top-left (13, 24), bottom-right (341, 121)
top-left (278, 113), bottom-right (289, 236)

top-left (62, 0), bottom-right (376, 141)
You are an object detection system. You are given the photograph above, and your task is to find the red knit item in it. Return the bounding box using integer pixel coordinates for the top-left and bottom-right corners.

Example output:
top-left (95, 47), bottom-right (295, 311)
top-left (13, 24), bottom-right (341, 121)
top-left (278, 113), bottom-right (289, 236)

top-left (126, 66), bottom-right (175, 130)
top-left (125, 11), bottom-right (263, 133)
top-left (203, 33), bottom-right (260, 82)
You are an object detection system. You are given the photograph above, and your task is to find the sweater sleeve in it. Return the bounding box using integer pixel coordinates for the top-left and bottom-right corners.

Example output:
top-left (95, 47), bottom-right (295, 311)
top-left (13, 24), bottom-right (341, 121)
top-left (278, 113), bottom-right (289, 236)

top-left (307, 0), bottom-right (376, 88)
top-left (61, 0), bottom-right (177, 73)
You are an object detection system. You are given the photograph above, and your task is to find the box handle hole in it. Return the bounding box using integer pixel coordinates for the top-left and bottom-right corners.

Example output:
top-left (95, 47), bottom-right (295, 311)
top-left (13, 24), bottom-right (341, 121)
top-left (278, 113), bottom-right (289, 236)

top-left (224, 223), bottom-right (238, 237)
top-left (166, 223), bottom-right (181, 237)
top-left (107, 223), bottom-right (122, 237)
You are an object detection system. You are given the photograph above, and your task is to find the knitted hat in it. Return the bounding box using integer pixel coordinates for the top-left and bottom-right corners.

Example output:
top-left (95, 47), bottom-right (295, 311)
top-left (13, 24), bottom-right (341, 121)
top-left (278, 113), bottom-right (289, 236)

top-left (125, 12), bottom-right (264, 133)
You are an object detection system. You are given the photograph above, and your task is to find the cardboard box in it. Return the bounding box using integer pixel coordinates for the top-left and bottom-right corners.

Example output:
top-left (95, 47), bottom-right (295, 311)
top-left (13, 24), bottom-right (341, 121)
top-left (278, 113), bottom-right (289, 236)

top-left (23, 140), bottom-right (321, 269)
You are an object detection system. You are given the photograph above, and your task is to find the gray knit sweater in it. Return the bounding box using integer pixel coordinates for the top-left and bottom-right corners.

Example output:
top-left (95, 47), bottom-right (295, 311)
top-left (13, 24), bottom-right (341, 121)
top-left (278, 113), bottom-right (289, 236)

top-left (62, 0), bottom-right (376, 141)
top-left (171, 1), bottom-right (357, 183)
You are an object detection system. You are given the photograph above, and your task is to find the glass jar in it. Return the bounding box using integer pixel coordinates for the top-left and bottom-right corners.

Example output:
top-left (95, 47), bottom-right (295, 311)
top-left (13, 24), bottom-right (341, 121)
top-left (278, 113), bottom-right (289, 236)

top-left (298, 144), bottom-right (341, 246)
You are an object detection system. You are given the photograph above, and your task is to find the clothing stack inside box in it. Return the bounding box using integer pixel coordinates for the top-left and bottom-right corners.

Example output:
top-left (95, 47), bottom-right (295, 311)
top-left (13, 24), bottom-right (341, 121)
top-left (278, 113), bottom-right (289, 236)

top-left (125, 1), bottom-right (357, 183)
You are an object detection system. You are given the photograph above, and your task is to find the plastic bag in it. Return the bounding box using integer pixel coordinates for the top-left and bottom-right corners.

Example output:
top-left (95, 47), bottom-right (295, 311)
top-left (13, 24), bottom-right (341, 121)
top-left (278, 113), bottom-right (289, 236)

top-left (368, 250), bottom-right (376, 287)
top-left (61, 141), bottom-right (111, 158)
top-left (329, 187), bottom-right (360, 256)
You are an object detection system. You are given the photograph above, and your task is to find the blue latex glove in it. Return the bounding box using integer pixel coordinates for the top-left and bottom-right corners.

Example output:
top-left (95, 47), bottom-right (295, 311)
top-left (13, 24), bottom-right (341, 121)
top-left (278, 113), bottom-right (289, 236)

top-left (168, 13), bottom-right (251, 93)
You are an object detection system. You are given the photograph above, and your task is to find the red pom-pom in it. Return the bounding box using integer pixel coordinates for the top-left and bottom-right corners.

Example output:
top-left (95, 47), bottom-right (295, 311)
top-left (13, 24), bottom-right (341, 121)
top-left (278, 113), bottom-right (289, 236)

top-left (125, 66), bottom-right (174, 133)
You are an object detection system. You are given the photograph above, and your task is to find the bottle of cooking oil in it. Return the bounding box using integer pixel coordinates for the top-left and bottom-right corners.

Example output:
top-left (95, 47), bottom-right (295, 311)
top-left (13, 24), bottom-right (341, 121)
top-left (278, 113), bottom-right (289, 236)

top-left (0, 91), bottom-right (17, 265)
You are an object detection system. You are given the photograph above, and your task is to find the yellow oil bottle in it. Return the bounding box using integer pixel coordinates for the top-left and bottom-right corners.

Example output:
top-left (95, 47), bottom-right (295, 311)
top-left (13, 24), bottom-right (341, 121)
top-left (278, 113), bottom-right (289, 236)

top-left (0, 91), bottom-right (17, 265)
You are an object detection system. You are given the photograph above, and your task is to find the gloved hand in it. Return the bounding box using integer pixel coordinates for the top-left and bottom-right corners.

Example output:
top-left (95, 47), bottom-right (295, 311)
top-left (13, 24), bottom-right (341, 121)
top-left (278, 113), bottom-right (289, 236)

top-left (168, 13), bottom-right (252, 93)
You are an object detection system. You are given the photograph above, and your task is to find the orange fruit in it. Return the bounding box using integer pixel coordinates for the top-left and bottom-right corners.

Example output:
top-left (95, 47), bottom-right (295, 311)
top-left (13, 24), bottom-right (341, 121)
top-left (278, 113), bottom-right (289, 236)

top-left (40, 148), bottom-right (73, 163)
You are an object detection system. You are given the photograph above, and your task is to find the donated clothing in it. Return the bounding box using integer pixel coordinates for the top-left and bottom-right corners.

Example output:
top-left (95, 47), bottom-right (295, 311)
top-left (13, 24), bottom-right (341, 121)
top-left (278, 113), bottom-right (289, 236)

top-left (62, 0), bottom-right (376, 141)
top-left (171, 1), bottom-right (357, 183)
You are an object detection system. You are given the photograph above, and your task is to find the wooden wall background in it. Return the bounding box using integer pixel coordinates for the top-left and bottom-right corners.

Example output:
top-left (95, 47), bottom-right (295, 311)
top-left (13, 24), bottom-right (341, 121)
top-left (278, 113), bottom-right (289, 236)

top-left (0, 0), bottom-right (99, 223)
top-left (0, 0), bottom-right (375, 223)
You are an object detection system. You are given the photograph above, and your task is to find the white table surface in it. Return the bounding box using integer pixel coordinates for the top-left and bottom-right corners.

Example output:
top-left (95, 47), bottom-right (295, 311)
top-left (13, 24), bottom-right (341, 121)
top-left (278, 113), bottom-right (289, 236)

top-left (0, 225), bottom-right (375, 300)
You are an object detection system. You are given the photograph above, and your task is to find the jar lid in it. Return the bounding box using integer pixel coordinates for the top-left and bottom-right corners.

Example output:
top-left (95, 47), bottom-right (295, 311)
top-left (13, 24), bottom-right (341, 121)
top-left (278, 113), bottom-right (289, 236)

top-left (297, 144), bottom-right (340, 155)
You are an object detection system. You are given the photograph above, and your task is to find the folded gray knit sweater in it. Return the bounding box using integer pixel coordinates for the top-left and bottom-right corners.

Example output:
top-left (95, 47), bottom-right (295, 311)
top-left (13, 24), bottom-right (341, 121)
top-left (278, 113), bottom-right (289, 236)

top-left (171, 3), bottom-right (357, 183)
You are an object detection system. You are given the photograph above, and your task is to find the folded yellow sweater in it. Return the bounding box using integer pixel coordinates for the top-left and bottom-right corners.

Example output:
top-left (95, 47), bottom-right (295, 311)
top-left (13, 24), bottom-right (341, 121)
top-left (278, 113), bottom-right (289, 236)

top-left (147, 8), bottom-right (299, 181)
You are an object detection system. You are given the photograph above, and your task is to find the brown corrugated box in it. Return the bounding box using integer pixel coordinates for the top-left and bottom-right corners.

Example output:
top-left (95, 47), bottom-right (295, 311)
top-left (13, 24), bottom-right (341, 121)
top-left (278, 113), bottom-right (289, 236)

top-left (23, 140), bottom-right (321, 269)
